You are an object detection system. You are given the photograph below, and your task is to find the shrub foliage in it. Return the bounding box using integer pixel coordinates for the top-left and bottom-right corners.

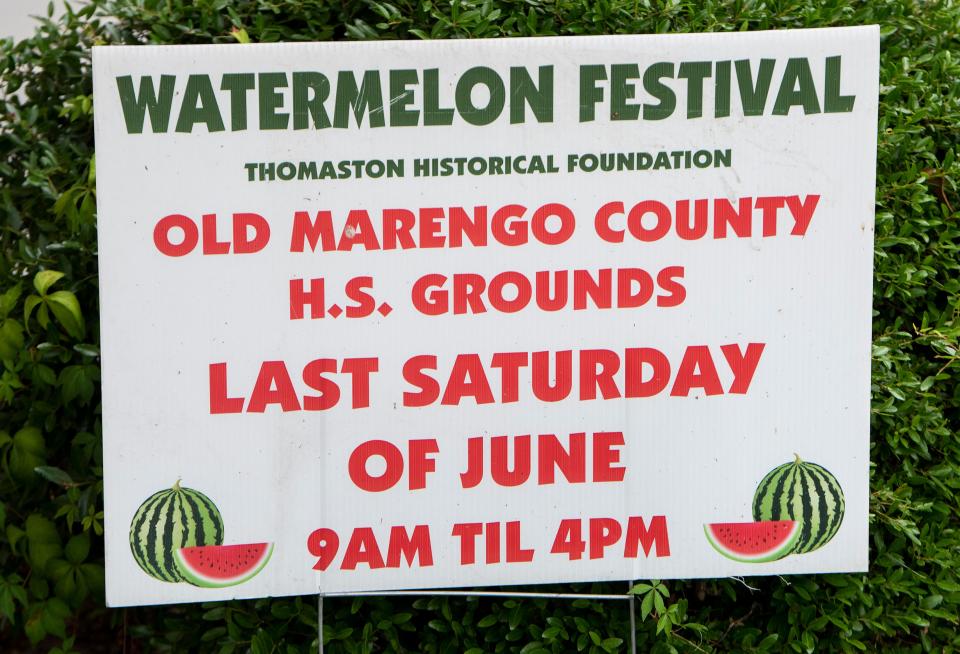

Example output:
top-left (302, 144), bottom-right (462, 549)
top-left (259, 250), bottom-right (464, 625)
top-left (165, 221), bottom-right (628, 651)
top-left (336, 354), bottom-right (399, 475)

top-left (1, 1), bottom-right (958, 652)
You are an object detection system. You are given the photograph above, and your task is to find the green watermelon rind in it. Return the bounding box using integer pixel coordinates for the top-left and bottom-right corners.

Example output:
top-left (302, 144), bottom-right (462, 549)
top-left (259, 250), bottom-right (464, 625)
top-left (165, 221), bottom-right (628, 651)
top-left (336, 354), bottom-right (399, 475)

top-left (129, 481), bottom-right (224, 583)
top-left (174, 542), bottom-right (274, 589)
top-left (703, 521), bottom-right (801, 563)
top-left (752, 455), bottom-right (845, 554)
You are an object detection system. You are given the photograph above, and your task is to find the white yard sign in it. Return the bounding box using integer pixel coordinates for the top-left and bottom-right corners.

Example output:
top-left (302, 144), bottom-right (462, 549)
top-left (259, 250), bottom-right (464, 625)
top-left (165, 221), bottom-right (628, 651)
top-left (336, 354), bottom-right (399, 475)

top-left (94, 27), bottom-right (878, 607)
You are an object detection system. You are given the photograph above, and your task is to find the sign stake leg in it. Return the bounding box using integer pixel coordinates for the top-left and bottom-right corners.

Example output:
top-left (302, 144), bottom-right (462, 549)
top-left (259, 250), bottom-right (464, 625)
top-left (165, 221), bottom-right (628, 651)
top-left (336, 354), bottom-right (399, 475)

top-left (628, 581), bottom-right (637, 654)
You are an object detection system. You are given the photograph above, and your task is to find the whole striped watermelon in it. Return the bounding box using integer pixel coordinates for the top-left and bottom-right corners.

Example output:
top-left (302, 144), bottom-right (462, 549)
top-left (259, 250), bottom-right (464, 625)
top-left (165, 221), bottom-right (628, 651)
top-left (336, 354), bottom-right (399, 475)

top-left (129, 481), bottom-right (224, 582)
top-left (752, 454), bottom-right (844, 554)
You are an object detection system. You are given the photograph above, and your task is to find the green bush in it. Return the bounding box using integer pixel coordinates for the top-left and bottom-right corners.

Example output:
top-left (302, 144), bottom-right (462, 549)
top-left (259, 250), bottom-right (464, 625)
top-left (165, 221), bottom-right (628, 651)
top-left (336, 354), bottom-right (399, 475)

top-left (1, 0), bottom-right (958, 651)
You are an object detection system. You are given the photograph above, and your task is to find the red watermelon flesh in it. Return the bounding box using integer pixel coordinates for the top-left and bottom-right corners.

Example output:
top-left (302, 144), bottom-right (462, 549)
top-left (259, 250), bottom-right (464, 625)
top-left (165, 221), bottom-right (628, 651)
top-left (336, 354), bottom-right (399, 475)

top-left (704, 520), bottom-right (799, 563)
top-left (175, 542), bottom-right (273, 588)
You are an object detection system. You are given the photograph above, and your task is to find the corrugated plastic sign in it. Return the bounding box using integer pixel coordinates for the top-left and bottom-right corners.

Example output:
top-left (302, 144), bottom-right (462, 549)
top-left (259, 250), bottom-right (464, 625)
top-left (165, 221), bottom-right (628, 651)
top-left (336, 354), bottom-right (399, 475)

top-left (94, 26), bottom-right (878, 606)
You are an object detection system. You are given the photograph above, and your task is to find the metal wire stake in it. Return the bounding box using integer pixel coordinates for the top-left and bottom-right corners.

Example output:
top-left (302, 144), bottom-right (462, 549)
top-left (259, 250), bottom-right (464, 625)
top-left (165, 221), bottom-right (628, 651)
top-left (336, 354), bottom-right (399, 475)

top-left (317, 589), bottom-right (631, 600)
top-left (315, 586), bottom-right (635, 654)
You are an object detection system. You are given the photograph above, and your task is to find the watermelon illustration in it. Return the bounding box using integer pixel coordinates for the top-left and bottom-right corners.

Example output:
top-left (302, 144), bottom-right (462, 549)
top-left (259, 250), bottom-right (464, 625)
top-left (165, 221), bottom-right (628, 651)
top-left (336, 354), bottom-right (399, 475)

top-left (129, 480), bottom-right (224, 582)
top-left (175, 542), bottom-right (274, 588)
top-left (752, 454), bottom-right (845, 553)
top-left (704, 520), bottom-right (800, 563)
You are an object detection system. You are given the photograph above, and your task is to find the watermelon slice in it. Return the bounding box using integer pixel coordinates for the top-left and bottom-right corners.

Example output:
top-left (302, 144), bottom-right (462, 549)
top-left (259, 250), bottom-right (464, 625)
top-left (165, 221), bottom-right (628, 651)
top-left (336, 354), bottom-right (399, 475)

top-left (174, 542), bottom-right (274, 588)
top-left (704, 520), bottom-right (799, 563)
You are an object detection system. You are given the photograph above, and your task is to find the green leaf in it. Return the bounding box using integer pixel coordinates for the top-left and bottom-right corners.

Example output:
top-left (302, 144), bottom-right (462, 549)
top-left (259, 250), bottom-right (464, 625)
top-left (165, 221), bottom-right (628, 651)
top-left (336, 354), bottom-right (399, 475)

top-left (0, 574), bottom-right (26, 621)
top-left (53, 188), bottom-right (81, 221)
top-left (10, 426), bottom-right (46, 482)
top-left (59, 365), bottom-right (98, 405)
top-left (936, 579), bottom-right (960, 593)
top-left (29, 576), bottom-right (49, 600)
top-left (46, 290), bottom-right (85, 339)
top-left (34, 466), bottom-right (75, 487)
top-left (270, 601), bottom-right (297, 619)
top-left (7, 524), bottom-right (26, 550)
top-left (23, 295), bottom-right (43, 328)
top-left (758, 634), bottom-right (780, 651)
top-left (25, 514), bottom-right (62, 574)
top-left (0, 284), bottom-right (22, 318)
top-left (33, 364), bottom-right (57, 386)
top-left (653, 592), bottom-right (666, 614)
top-left (73, 343), bottom-right (100, 357)
top-left (34, 270), bottom-right (65, 295)
top-left (13, 425), bottom-right (44, 455)
top-left (202, 626), bottom-right (228, 642)
top-left (920, 594), bottom-right (944, 610)
top-left (65, 534), bottom-right (90, 564)
top-left (79, 563), bottom-right (105, 599)
top-left (250, 629), bottom-right (273, 654)
top-left (41, 597), bottom-right (70, 638)
top-left (0, 319), bottom-right (24, 359)
top-left (656, 613), bottom-right (671, 635)
top-left (48, 559), bottom-right (77, 599)
top-left (25, 606), bottom-right (48, 644)
top-left (477, 614), bottom-right (498, 628)
top-left (640, 590), bottom-right (654, 620)
top-left (202, 607), bottom-right (225, 621)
